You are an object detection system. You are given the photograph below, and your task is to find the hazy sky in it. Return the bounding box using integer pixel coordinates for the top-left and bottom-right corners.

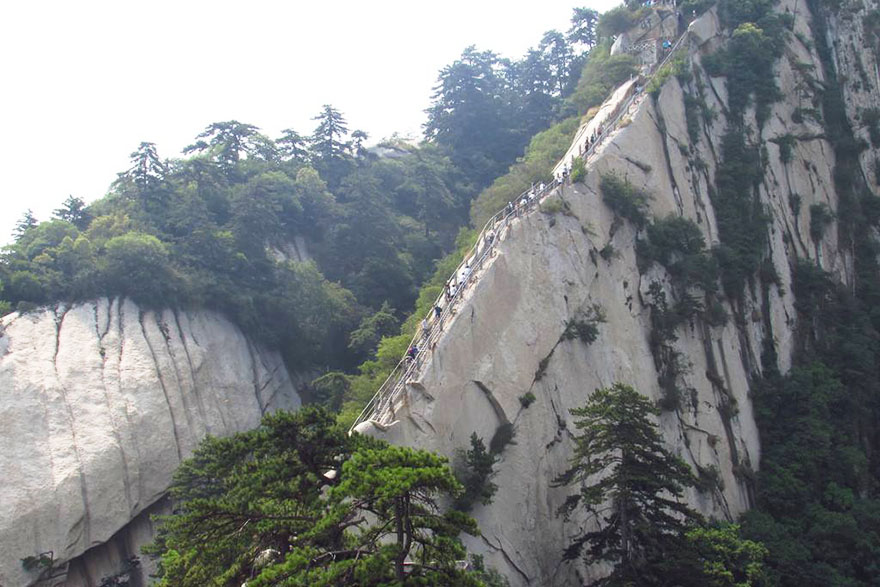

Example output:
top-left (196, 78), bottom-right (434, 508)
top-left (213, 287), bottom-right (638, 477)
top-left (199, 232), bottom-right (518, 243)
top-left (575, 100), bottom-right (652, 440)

top-left (0, 0), bottom-right (619, 243)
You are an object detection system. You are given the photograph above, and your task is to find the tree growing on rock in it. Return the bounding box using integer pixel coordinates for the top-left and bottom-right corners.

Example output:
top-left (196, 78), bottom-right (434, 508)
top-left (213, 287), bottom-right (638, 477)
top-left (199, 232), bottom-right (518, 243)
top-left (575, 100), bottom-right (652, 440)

top-left (553, 382), bottom-right (701, 583)
top-left (554, 382), bottom-right (766, 585)
top-left (145, 407), bottom-right (495, 586)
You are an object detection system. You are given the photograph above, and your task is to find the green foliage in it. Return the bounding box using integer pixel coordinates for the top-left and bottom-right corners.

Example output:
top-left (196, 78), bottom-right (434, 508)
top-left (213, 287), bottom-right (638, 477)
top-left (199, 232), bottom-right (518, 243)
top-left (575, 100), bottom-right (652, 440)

top-left (540, 195), bottom-right (574, 217)
top-left (570, 156), bottom-right (586, 183)
top-left (454, 433), bottom-right (499, 511)
top-left (309, 371), bottom-right (351, 411)
top-left (600, 173), bottom-right (651, 228)
top-left (469, 116), bottom-right (579, 226)
top-left (553, 383), bottom-right (766, 584)
top-left (742, 244), bottom-right (880, 583)
top-left (648, 52), bottom-right (692, 98)
top-left (21, 553), bottom-right (54, 572)
top-left (347, 301), bottom-right (400, 360)
top-left (560, 304), bottom-right (605, 344)
top-left (469, 554), bottom-right (511, 587)
top-left (638, 215), bottom-right (719, 293)
top-left (704, 2), bottom-right (788, 125)
top-left (565, 44), bottom-right (639, 116)
top-left (146, 407), bottom-right (494, 586)
top-left (553, 382), bottom-right (703, 582)
top-left (709, 131), bottom-right (768, 298)
top-left (425, 47), bottom-right (539, 190)
top-left (808, 203), bottom-right (834, 242)
top-left (684, 523), bottom-right (768, 586)
top-left (683, 95), bottom-right (703, 144)
top-left (519, 391), bottom-right (537, 408)
top-left (464, 39), bottom-right (635, 226)
top-left (101, 232), bottom-right (181, 305)
top-left (53, 195), bottom-right (92, 229)
top-left (1, 109), bottom-right (475, 372)
top-left (597, 5), bottom-right (643, 38)
top-left (98, 556), bottom-right (140, 587)
top-left (772, 134), bottom-right (796, 164)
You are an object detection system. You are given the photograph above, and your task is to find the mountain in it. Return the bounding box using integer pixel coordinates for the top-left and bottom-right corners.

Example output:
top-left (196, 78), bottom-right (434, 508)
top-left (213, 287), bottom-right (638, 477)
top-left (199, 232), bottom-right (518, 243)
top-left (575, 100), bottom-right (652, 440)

top-left (0, 298), bottom-right (301, 587)
top-left (356, 0), bottom-right (880, 583)
top-left (5, 0), bottom-right (880, 584)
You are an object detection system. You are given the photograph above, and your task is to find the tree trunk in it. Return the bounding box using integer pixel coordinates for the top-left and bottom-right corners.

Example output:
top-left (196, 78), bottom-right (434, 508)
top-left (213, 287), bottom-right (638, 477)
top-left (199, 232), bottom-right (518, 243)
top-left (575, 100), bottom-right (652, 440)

top-left (395, 496), bottom-right (406, 581)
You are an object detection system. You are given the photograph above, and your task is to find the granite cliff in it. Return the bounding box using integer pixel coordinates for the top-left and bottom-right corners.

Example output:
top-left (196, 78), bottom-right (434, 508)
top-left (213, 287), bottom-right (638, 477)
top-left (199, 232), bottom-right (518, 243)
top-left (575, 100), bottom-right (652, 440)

top-left (360, 1), bottom-right (880, 584)
top-left (0, 298), bottom-right (301, 586)
top-left (5, 0), bottom-right (880, 585)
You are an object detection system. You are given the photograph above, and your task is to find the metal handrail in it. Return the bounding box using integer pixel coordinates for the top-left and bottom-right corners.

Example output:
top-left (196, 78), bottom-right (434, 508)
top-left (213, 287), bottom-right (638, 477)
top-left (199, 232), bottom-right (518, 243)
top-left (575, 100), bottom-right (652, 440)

top-left (349, 28), bottom-right (692, 434)
top-left (349, 181), bottom-right (561, 432)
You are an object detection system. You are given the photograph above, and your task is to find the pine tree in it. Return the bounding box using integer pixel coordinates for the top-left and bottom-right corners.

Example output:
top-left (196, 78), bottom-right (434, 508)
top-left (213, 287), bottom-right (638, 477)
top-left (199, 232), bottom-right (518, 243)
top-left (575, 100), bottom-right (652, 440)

top-left (276, 128), bottom-right (310, 162)
top-left (13, 209), bottom-right (38, 240)
top-left (53, 195), bottom-right (91, 230)
top-left (146, 407), bottom-right (493, 586)
top-left (553, 382), bottom-right (701, 584)
top-left (309, 105), bottom-right (352, 186)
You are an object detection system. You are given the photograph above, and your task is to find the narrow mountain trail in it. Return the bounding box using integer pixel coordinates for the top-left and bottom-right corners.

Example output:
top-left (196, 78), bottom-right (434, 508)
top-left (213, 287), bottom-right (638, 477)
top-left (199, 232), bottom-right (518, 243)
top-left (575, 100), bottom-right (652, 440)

top-left (352, 20), bottom-right (691, 433)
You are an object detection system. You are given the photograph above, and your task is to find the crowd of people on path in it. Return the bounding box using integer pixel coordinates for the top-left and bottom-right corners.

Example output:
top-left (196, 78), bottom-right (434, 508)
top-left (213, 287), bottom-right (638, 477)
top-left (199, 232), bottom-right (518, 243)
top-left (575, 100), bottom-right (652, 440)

top-left (405, 17), bottom-right (692, 377)
top-left (402, 176), bottom-right (565, 375)
top-left (359, 10), bottom-right (696, 429)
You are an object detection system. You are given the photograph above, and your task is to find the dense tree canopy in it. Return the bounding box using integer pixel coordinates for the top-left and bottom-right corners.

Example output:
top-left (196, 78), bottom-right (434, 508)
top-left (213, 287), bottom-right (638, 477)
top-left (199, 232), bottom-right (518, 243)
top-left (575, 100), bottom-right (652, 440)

top-left (145, 407), bottom-right (495, 586)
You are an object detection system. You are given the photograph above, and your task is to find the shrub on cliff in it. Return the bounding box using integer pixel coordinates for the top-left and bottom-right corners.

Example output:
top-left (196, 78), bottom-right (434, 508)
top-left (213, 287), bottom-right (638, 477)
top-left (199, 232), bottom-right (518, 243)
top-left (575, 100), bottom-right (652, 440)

top-left (600, 173), bottom-right (651, 228)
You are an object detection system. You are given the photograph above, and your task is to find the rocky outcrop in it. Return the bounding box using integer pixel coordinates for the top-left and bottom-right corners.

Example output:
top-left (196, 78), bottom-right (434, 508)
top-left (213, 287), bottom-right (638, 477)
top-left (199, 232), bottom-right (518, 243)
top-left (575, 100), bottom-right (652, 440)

top-left (0, 298), bottom-right (301, 587)
top-left (364, 1), bottom-right (879, 584)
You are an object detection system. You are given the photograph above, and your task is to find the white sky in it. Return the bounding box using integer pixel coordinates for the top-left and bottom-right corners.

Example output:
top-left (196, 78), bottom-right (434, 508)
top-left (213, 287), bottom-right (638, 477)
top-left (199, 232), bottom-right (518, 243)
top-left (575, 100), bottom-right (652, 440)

top-left (0, 0), bottom-right (619, 244)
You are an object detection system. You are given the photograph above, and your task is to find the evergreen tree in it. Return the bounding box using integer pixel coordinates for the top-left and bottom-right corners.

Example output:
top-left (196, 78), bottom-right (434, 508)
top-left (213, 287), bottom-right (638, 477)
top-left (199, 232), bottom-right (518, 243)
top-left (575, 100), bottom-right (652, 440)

top-left (276, 128), bottom-right (310, 162)
top-left (454, 433), bottom-right (498, 511)
top-left (310, 105), bottom-right (349, 160)
top-left (145, 407), bottom-right (352, 586)
top-left (183, 120), bottom-right (274, 169)
top-left (424, 46), bottom-right (522, 188)
top-left (310, 105), bottom-right (352, 186)
top-left (350, 129), bottom-right (370, 159)
top-left (538, 30), bottom-right (574, 97)
top-left (554, 382), bottom-right (701, 584)
top-left (126, 142), bottom-right (167, 192)
top-left (568, 7), bottom-right (600, 50)
top-left (53, 196), bottom-right (91, 230)
top-left (13, 209), bottom-right (38, 240)
top-left (146, 408), bottom-right (492, 586)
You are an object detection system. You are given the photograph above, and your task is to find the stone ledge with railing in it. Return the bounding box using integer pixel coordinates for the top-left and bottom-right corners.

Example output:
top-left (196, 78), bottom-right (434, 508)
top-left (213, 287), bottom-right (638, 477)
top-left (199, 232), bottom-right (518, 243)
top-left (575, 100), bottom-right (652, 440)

top-left (350, 23), bottom-right (693, 435)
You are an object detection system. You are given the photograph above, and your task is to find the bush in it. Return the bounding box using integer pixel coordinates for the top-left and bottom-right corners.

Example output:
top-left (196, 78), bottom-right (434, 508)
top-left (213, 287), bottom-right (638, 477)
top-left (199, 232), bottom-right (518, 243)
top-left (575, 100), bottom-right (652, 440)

top-left (638, 215), bottom-right (718, 292)
top-left (541, 197), bottom-right (574, 216)
top-left (100, 232), bottom-right (181, 306)
top-left (561, 304), bottom-right (605, 344)
top-left (809, 203), bottom-right (835, 242)
top-left (772, 134), bottom-right (796, 164)
top-left (598, 5), bottom-right (642, 38)
top-left (566, 45), bottom-right (639, 116)
top-left (519, 392), bottom-right (536, 408)
top-left (600, 173), bottom-right (651, 228)
top-left (710, 130), bottom-right (769, 298)
top-left (570, 157), bottom-right (586, 183)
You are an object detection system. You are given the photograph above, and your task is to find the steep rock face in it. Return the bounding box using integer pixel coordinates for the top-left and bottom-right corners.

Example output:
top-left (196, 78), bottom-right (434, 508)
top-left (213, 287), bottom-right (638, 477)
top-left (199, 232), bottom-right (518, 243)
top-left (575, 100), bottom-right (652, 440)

top-left (0, 297), bottom-right (301, 587)
top-left (368, 2), bottom-right (877, 585)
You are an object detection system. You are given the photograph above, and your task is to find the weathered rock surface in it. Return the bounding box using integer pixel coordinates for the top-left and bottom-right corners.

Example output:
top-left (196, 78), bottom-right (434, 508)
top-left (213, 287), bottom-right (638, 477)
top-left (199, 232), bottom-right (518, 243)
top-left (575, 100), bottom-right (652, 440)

top-left (0, 298), bottom-right (301, 587)
top-left (366, 1), bottom-right (880, 584)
